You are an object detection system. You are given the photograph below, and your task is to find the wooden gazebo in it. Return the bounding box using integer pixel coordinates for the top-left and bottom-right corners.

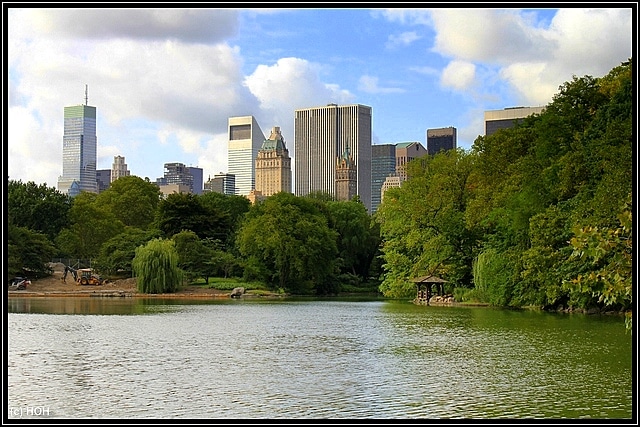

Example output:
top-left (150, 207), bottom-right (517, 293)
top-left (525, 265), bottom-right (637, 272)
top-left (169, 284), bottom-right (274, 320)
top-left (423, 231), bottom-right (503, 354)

top-left (411, 275), bottom-right (448, 305)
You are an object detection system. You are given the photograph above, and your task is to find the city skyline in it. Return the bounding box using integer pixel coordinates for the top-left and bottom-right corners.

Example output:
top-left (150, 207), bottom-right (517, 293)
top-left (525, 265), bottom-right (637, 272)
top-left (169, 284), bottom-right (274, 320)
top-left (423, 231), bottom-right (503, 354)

top-left (6, 7), bottom-right (633, 189)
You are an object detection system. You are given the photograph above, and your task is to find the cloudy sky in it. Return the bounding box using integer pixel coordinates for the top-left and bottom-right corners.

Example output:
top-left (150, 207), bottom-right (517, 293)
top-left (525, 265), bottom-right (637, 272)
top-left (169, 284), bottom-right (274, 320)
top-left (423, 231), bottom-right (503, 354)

top-left (6, 7), bottom-right (633, 189)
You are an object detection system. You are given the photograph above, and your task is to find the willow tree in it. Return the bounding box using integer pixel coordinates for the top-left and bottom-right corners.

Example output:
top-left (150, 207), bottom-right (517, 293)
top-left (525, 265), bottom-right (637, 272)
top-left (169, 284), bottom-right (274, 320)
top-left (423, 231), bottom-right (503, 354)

top-left (132, 238), bottom-right (182, 293)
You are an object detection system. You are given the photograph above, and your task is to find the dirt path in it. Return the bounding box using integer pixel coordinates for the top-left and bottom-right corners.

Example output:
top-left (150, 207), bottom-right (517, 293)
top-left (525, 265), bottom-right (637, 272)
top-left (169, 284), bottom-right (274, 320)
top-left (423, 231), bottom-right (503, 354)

top-left (8, 269), bottom-right (231, 298)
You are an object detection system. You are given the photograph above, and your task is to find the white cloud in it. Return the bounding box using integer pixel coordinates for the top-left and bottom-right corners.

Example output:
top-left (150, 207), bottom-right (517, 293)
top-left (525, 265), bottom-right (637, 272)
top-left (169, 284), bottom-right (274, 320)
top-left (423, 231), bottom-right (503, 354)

top-left (440, 60), bottom-right (476, 91)
top-left (358, 75), bottom-right (405, 94)
top-left (385, 31), bottom-right (421, 49)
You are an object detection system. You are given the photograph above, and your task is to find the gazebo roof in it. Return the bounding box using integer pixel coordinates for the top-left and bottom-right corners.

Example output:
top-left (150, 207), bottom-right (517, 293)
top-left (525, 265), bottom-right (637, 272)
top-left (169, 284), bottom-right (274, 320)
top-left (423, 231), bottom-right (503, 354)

top-left (411, 275), bottom-right (448, 283)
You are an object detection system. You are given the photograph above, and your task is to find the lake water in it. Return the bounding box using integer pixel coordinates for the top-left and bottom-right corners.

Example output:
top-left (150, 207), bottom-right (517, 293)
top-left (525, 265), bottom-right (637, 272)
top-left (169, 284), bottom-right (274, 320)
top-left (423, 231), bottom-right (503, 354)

top-left (6, 297), bottom-right (634, 420)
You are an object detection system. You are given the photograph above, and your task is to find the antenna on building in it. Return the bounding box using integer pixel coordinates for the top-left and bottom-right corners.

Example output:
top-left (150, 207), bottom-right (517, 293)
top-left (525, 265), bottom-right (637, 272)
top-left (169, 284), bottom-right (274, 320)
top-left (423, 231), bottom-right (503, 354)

top-left (85, 84), bottom-right (88, 106)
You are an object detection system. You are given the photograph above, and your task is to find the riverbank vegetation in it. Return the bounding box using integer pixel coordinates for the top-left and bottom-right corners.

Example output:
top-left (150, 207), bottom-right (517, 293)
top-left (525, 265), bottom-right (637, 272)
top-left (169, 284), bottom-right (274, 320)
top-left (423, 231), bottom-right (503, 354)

top-left (7, 60), bottom-right (632, 324)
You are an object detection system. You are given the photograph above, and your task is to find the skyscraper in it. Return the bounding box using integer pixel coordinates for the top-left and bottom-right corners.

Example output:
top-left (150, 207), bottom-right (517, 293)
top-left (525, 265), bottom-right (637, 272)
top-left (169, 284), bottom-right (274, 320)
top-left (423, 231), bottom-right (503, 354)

top-left (484, 106), bottom-right (545, 136)
top-left (111, 155), bottom-right (130, 182)
top-left (228, 116), bottom-right (266, 196)
top-left (156, 162), bottom-right (202, 194)
top-left (294, 103), bottom-right (372, 211)
top-left (335, 145), bottom-right (357, 202)
top-left (371, 144), bottom-right (396, 213)
top-left (57, 95), bottom-right (98, 196)
top-left (255, 126), bottom-right (292, 196)
top-left (395, 141), bottom-right (427, 181)
top-left (426, 127), bottom-right (457, 155)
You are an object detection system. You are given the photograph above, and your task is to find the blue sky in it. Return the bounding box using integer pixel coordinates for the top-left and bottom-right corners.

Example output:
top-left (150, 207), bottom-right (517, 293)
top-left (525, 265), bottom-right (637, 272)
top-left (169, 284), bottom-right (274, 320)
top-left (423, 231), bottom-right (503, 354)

top-left (6, 7), bottom-right (634, 189)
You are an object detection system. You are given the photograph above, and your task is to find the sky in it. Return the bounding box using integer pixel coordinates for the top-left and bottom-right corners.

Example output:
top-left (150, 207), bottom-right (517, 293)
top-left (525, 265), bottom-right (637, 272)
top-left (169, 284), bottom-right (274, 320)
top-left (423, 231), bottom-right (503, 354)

top-left (5, 6), bottom-right (634, 190)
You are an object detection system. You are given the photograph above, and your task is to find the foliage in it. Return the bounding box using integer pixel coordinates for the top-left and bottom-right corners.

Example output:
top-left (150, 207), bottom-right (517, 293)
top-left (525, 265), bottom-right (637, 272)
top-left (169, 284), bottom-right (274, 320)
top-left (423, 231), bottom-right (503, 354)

top-left (172, 230), bottom-right (212, 283)
top-left (55, 191), bottom-right (125, 259)
top-left (8, 179), bottom-right (72, 242)
top-left (95, 227), bottom-right (162, 276)
top-left (7, 224), bottom-right (57, 278)
top-left (154, 192), bottom-right (230, 241)
top-left (132, 238), bottom-right (183, 293)
top-left (563, 196), bottom-right (632, 321)
top-left (96, 176), bottom-right (162, 229)
top-left (236, 192), bottom-right (338, 295)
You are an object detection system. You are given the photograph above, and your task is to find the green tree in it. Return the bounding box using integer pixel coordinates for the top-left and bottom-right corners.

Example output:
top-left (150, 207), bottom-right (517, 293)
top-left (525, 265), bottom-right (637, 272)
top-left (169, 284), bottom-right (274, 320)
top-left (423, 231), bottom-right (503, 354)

top-left (564, 196), bottom-right (632, 324)
top-left (236, 192), bottom-right (338, 295)
top-left (7, 224), bottom-right (57, 278)
top-left (96, 175), bottom-right (162, 229)
top-left (95, 227), bottom-right (162, 276)
top-left (55, 192), bottom-right (125, 259)
top-left (155, 192), bottom-right (229, 240)
top-left (172, 230), bottom-right (211, 283)
top-left (8, 179), bottom-right (72, 242)
top-left (132, 238), bottom-right (182, 293)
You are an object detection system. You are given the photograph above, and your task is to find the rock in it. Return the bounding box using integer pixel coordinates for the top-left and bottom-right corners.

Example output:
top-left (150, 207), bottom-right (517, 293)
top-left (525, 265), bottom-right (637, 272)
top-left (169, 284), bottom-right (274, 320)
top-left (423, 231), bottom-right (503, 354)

top-left (230, 287), bottom-right (245, 298)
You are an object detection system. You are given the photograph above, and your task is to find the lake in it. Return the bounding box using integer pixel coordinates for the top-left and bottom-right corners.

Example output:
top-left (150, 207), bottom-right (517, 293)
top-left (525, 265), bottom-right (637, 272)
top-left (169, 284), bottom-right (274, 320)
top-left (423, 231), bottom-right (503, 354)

top-left (6, 297), bottom-right (634, 420)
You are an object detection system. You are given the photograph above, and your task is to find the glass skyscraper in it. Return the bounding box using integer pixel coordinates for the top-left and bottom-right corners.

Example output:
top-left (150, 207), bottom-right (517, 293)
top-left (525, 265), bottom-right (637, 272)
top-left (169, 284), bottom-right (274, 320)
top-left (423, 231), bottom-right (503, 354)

top-left (57, 104), bottom-right (98, 196)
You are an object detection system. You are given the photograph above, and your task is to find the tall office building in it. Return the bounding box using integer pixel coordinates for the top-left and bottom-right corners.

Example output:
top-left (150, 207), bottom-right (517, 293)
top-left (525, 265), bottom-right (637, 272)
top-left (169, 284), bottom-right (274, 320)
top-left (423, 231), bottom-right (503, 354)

top-left (395, 141), bottom-right (427, 181)
top-left (156, 162), bottom-right (201, 194)
top-left (204, 173), bottom-right (236, 195)
top-left (255, 126), bottom-right (292, 196)
top-left (371, 144), bottom-right (396, 213)
top-left (228, 116), bottom-right (266, 196)
top-left (96, 169), bottom-right (111, 193)
top-left (426, 127), bottom-right (457, 155)
top-left (484, 106), bottom-right (545, 136)
top-left (111, 155), bottom-right (130, 182)
top-left (57, 96), bottom-right (98, 195)
top-left (294, 103), bottom-right (372, 211)
top-left (187, 166), bottom-right (203, 195)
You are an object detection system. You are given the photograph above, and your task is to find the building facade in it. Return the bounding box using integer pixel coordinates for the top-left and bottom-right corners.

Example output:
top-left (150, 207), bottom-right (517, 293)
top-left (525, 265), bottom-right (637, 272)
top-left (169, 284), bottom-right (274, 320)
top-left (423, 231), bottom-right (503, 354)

top-left (228, 116), bottom-right (266, 196)
top-left (255, 126), bottom-right (292, 196)
top-left (96, 169), bottom-right (111, 193)
top-left (484, 106), bottom-right (546, 136)
top-left (371, 144), bottom-right (396, 213)
top-left (156, 162), bottom-right (201, 194)
top-left (395, 141), bottom-right (427, 181)
top-left (294, 103), bottom-right (372, 211)
top-left (205, 173), bottom-right (236, 195)
top-left (426, 127), bottom-right (457, 155)
top-left (335, 146), bottom-right (357, 202)
top-left (111, 155), bottom-right (130, 182)
top-left (57, 104), bottom-right (98, 195)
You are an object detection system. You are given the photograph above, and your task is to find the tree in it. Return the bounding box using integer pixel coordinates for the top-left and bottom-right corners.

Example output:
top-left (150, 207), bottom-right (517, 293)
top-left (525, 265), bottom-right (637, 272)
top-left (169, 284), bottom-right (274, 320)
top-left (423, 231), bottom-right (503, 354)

top-left (155, 192), bottom-right (229, 241)
top-left (564, 196), bottom-right (632, 325)
top-left (236, 192), bottom-right (338, 295)
top-left (8, 179), bottom-right (72, 242)
top-left (55, 192), bottom-right (125, 259)
top-left (7, 224), bottom-right (57, 278)
top-left (132, 238), bottom-right (182, 293)
top-left (96, 175), bottom-right (162, 229)
top-left (95, 227), bottom-right (162, 276)
top-left (172, 230), bottom-right (211, 284)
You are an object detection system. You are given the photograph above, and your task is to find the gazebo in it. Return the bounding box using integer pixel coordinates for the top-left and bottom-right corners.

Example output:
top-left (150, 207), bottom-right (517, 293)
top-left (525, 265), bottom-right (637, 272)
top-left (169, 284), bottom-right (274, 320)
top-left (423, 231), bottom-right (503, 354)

top-left (411, 275), bottom-right (448, 305)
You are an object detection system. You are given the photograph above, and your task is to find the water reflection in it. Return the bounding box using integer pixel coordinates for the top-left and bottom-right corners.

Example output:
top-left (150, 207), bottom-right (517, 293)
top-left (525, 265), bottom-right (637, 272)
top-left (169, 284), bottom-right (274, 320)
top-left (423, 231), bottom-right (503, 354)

top-left (7, 298), bottom-right (632, 419)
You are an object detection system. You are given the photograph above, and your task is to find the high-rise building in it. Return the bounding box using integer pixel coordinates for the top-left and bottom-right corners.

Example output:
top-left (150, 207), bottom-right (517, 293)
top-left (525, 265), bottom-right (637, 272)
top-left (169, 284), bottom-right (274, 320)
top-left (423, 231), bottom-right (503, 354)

top-left (57, 98), bottom-right (98, 196)
top-left (228, 116), bottom-right (266, 196)
top-left (426, 127), bottom-right (457, 155)
top-left (371, 144), bottom-right (396, 213)
top-left (294, 103), bottom-right (372, 211)
top-left (156, 162), bottom-right (201, 194)
top-left (255, 126), bottom-right (292, 196)
top-left (187, 166), bottom-right (203, 195)
top-left (484, 106), bottom-right (545, 136)
top-left (96, 169), bottom-right (111, 193)
top-left (335, 145), bottom-right (357, 202)
top-left (395, 141), bottom-right (427, 181)
top-left (111, 155), bottom-right (130, 182)
top-left (204, 173), bottom-right (236, 195)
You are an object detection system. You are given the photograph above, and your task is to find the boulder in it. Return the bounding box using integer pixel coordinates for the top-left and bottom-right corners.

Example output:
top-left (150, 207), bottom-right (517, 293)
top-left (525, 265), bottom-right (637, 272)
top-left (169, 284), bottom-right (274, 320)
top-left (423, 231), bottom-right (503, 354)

top-left (230, 287), bottom-right (245, 298)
